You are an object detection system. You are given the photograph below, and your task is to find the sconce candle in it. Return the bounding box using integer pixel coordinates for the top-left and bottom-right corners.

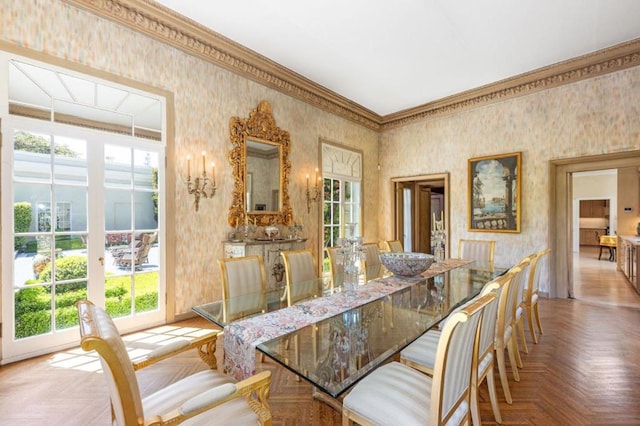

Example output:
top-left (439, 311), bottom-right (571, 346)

top-left (186, 151), bottom-right (217, 211)
top-left (305, 168), bottom-right (321, 213)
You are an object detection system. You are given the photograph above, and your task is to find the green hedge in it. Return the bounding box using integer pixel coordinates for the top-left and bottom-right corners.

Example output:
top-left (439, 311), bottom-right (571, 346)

top-left (14, 202), bottom-right (32, 250)
top-left (15, 271), bottom-right (159, 339)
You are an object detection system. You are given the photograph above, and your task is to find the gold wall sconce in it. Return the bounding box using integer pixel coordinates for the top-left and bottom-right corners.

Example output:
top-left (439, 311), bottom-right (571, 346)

top-left (187, 151), bottom-right (217, 211)
top-left (306, 168), bottom-right (322, 213)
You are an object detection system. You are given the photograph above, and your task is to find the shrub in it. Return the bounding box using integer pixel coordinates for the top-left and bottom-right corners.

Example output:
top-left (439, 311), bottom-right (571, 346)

top-left (39, 256), bottom-right (87, 292)
top-left (14, 202), bottom-right (32, 250)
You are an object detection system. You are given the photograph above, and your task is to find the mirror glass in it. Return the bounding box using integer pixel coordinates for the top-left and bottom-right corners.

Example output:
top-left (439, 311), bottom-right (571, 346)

top-left (228, 100), bottom-right (292, 227)
top-left (246, 139), bottom-right (281, 212)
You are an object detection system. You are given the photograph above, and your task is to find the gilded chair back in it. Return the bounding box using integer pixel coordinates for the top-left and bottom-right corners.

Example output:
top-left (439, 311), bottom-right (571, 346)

top-left (363, 242), bottom-right (383, 281)
top-left (77, 300), bottom-right (144, 426)
top-left (528, 248), bottom-right (550, 299)
top-left (281, 249), bottom-right (317, 306)
top-left (505, 258), bottom-right (530, 333)
top-left (387, 240), bottom-right (404, 253)
top-left (218, 255), bottom-right (267, 322)
top-left (431, 293), bottom-right (496, 424)
top-left (458, 239), bottom-right (496, 268)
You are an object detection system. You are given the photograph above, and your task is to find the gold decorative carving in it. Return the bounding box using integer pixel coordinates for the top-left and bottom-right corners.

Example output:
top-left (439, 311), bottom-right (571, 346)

top-left (228, 100), bottom-right (293, 227)
top-left (64, 0), bottom-right (640, 130)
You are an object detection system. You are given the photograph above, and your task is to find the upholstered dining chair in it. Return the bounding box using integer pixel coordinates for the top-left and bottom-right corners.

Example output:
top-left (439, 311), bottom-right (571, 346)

top-left (495, 258), bottom-right (530, 404)
top-left (458, 239), bottom-right (496, 268)
top-left (281, 249), bottom-right (317, 307)
top-left (76, 300), bottom-right (272, 426)
top-left (325, 246), bottom-right (344, 288)
top-left (522, 248), bottom-right (551, 344)
top-left (386, 240), bottom-right (404, 253)
top-left (362, 242), bottom-right (383, 281)
top-left (218, 255), bottom-right (268, 323)
top-left (342, 292), bottom-right (496, 426)
top-left (400, 272), bottom-right (512, 424)
top-left (514, 252), bottom-right (537, 355)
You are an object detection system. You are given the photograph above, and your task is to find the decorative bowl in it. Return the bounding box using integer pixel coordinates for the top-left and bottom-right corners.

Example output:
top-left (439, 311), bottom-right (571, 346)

top-left (379, 252), bottom-right (435, 277)
top-left (264, 226), bottom-right (279, 239)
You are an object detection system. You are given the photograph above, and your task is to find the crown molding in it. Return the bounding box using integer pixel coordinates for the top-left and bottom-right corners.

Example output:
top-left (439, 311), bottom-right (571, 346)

top-left (64, 0), bottom-right (640, 132)
top-left (382, 38), bottom-right (640, 129)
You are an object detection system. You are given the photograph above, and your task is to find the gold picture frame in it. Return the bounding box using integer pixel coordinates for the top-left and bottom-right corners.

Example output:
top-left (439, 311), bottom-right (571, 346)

top-left (468, 152), bottom-right (521, 233)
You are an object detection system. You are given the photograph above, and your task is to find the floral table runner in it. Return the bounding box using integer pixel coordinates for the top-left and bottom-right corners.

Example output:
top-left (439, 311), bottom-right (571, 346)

top-left (223, 258), bottom-right (473, 380)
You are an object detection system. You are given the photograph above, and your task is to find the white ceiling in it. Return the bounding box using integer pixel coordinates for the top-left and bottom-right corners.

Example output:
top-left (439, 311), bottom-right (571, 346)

top-left (155, 0), bottom-right (640, 116)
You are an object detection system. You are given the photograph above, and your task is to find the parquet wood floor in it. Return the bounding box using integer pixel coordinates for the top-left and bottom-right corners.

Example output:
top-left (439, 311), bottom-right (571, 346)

top-left (1, 248), bottom-right (639, 425)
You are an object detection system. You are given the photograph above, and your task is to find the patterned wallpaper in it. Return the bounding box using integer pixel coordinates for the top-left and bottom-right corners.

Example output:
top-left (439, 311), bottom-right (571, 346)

top-left (0, 0), bottom-right (380, 315)
top-left (379, 66), bottom-right (640, 284)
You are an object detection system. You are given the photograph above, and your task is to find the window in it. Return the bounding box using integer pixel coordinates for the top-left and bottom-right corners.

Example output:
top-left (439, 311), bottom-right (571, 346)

top-left (321, 143), bottom-right (362, 274)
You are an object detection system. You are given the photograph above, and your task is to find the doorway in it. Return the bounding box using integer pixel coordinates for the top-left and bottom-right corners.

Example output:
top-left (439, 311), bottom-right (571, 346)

top-left (550, 151), bottom-right (640, 299)
top-left (392, 173), bottom-right (449, 256)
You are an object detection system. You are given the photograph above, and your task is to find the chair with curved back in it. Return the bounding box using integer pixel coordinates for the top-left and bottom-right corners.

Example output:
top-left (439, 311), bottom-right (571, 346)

top-left (494, 257), bottom-right (531, 404)
top-left (400, 272), bottom-right (513, 424)
top-left (514, 252), bottom-right (537, 355)
top-left (458, 239), bottom-right (496, 269)
top-left (523, 248), bottom-right (551, 344)
top-left (342, 292), bottom-right (497, 426)
top-left (218, 255), bottom-right (268, 323)
top-left (362, 242), bottom-right (383, 281)
top-left (281, 249), bottom-right (318, 306)
top-left (76, 300), bottom-right (272, 426)
top-left (325, 246), bottom-right (344, 288)
top-left (387, 240), bottom-right (404, 252)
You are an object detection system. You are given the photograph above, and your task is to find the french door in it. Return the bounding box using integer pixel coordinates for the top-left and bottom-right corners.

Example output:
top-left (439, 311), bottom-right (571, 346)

top-left (2, 118), bottom-right (165, 363)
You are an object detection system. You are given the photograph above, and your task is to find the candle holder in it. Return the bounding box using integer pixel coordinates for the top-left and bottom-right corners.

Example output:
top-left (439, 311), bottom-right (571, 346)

top-left (186, 152), bottom-right (217, 212)
top-left (305, 168), bottom-right (322, 213)
top-left (335, 223), bottom-right (365, 290)
top-left (431, 219), bottom-right (446, 263)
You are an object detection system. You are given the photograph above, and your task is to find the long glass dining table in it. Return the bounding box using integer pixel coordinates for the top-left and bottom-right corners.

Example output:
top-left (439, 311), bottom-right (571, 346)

top-left (193, 259), bottom-right (507, 400)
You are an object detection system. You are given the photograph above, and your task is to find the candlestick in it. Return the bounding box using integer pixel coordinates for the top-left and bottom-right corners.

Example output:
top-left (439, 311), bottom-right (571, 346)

top-left (187, 155), bottom-right (191, 179)
top-left (211, 161), bottom-right (216, 185)
top-left (201, 151), bottom-right (206, 174)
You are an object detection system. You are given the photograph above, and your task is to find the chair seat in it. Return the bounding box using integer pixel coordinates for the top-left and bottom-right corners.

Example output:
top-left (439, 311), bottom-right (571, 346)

top-left (343, 361), bottom-right (468, 425)
top-left (400, 329), bottom-right (440, 369)
top-left (142, 370), bottom-right (259, 425)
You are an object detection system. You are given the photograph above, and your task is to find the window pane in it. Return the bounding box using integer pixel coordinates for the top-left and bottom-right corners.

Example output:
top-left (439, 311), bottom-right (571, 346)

top-left (15, 285), bottom-right (52, 338)
top-left (105, 189), bottom-right (132, 231)
top-left (54, 186), bottom-right (87, 232)
top-left (105, 275), bottom-right (133, 318)
top-left (332, 203), bottom-right (340, 225)
top-left (53, 136), bottom-right (87, 185)
top-left (332, 180), bottom-right (340, 202)
top-left (134, 149), bottom-right (159, 187)
top-left (323, 178), bottom-right (331, 201)
top-left (14, 130), bottom-right (52, 183)
top-left (105, 145), bottom-right (132, 188)
top-left (134, 272), bottom-right (159, 313)
top-left (55, 281), bottom-right (87, 330)
top-left (134, 190), bottom-right (158, 229)
top-left (345, 181), bottom-right (352, 202)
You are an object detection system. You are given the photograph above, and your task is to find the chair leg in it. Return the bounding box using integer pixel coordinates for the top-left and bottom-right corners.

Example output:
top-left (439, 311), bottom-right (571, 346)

top-left (495, 348), bottom-right (513, 404)
top-left (517, 317), bottom-right (528, 354)
top-left (598, 246), bottom-right (603, 260)
top-left (534, 301), bottom-right (544, 336)
top-left (527, 305), bottom-right (538, 344)
top-left (486, 366), bottom-right (503, 424)
top-left (511, 328), bottom-right (523, 369)
top-left (507, 335), bottom-right (521, 382)
top-left (470, 377), bottom-right (481, 426)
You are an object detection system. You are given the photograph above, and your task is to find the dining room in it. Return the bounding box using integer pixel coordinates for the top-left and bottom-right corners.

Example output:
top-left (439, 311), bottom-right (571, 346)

top-left (3, 1), bottom-right (640, 424)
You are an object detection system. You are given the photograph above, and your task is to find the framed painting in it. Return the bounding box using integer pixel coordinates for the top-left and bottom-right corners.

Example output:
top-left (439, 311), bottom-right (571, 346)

top-left (468, 152), bottom-right (521, 233)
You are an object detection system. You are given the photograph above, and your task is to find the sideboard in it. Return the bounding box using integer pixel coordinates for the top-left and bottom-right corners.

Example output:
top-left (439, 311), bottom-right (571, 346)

top-left (620, 235), bottom-right (639, 294)
top-left (222, 239), bottom-right (307, 290)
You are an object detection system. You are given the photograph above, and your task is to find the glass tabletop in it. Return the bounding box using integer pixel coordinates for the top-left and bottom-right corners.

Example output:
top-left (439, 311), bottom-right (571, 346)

top-left (193, 265), bottom-right (386, 327)
top-left (193, 262), bottom-right (506, 398)
top-left (256, 265), bottom-right (505, 397)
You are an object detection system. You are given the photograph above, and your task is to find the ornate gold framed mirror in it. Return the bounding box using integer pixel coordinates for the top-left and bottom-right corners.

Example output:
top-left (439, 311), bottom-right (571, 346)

top-left (228, 100), bottom-right (293, 227)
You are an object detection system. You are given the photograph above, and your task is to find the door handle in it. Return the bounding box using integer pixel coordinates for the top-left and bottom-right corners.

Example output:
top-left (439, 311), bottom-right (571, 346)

top-left (98, 257), bottom-right (104, 266)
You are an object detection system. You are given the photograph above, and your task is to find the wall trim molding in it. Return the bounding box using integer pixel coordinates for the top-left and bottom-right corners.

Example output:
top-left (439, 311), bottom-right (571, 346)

top-left (64, 0), bottom-right (640, 131)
